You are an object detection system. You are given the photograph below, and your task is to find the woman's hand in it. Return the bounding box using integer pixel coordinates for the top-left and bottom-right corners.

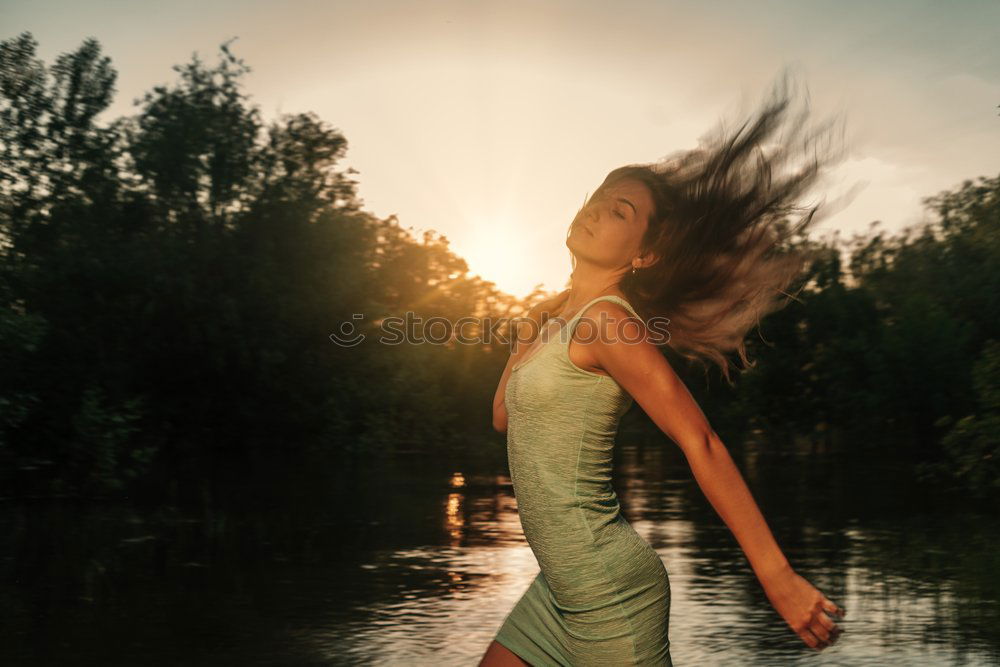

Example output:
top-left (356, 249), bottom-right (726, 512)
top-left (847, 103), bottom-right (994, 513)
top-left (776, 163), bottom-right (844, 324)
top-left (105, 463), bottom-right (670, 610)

top-left (515, 289), bottom-right (572, 348)
top-left (762, 567), bottom-right (846, 650)
top-left (527, 288), bottom-right (571, 323)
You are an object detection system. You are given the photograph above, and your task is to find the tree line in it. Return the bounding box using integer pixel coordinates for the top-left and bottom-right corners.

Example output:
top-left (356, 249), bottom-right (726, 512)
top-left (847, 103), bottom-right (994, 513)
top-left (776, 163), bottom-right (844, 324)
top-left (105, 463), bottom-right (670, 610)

top-left (1, 33), bottom-right (997, 503)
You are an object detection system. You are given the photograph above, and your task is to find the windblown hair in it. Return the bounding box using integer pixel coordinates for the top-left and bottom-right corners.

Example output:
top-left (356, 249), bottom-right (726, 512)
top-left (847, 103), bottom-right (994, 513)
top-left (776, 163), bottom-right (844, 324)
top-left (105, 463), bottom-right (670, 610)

top-left (572, 72), bottom-right (846, 384)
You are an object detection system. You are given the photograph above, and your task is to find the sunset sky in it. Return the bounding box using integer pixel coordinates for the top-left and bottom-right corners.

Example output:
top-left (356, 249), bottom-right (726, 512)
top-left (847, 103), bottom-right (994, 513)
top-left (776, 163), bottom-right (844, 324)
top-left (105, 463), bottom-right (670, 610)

top-left (6, 0), bottom-right (999, 297)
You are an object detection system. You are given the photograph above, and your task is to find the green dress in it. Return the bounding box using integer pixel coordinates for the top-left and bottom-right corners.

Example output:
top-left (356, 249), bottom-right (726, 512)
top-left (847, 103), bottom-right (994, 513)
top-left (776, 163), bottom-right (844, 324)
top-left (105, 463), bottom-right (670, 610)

top-left (494, 295), bottom-right (672, 666)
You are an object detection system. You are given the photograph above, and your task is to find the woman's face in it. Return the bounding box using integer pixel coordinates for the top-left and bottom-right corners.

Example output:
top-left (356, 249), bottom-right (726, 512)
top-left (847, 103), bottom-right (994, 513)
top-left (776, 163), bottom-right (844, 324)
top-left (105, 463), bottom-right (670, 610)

top-left (567, 177), bottom-right (656, 272)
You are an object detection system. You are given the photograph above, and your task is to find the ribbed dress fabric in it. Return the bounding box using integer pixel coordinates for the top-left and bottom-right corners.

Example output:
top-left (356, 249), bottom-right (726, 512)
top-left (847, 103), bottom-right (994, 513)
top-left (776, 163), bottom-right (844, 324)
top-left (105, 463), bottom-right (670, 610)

top-left (494, 295), bottom-right (672, 666)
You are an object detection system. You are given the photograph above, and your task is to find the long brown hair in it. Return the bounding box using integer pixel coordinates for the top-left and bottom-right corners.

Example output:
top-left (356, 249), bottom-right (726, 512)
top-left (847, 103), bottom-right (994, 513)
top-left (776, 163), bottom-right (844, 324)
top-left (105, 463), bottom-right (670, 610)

top-left (573, 71), bottom-right (847, 384)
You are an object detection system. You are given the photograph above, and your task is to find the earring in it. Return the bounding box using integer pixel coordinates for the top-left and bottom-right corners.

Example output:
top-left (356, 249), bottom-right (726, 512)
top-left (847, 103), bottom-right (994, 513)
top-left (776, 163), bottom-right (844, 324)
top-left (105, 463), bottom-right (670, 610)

top-left (631, 264), bottom-right (638, 276)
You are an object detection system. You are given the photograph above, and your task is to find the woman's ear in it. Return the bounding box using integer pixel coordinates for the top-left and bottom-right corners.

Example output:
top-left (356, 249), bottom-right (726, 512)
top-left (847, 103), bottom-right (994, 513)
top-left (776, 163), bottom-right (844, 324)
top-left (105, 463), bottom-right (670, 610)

top-left (639, 249), bottom-right (660, 269)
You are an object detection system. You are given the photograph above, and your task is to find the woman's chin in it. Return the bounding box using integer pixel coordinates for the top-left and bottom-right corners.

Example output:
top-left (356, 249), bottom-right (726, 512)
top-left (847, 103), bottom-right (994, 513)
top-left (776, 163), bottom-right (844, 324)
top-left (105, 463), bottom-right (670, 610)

top-left (565, 238), bottom-right (592, 261)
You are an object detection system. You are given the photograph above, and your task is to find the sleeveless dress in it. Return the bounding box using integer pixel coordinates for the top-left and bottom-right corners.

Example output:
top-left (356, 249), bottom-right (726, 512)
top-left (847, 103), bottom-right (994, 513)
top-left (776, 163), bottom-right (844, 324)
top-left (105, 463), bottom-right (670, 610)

top-left (493, 294), bottom-right (672, 666)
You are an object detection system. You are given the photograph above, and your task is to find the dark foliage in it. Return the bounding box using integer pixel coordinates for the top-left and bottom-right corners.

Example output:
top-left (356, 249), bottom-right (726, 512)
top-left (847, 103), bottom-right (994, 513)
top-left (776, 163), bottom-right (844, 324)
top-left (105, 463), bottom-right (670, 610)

top-left (1, 32), bottom-right (997, 503)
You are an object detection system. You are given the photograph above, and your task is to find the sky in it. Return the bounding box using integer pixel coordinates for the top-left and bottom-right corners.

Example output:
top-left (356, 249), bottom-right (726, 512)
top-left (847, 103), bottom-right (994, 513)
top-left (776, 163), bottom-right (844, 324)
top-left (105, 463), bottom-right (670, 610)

top-left (4, 0), bottom-right (999, 297)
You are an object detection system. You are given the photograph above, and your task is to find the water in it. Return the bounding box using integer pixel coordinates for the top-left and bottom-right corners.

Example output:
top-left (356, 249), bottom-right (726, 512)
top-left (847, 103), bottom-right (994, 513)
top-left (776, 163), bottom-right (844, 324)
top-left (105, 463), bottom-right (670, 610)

top-left (2, 440), bottom-right (998, 666)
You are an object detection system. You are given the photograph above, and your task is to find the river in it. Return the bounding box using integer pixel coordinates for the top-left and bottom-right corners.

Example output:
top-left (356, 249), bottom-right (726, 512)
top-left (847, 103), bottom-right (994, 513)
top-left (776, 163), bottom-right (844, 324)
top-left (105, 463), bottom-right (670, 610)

top-left (2, 439), bottom-right (998, 665)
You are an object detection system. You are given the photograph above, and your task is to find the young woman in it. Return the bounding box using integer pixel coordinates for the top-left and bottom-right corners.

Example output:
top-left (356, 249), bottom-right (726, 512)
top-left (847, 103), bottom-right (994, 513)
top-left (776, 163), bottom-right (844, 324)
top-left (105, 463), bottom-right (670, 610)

top-left (479, 78), bottom-right (847, 666)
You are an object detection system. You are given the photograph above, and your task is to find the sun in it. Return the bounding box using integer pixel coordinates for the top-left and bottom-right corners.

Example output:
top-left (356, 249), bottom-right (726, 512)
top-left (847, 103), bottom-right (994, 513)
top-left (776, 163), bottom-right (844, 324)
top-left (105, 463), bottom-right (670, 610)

top-left (453, 218), bottom-right (545, 298)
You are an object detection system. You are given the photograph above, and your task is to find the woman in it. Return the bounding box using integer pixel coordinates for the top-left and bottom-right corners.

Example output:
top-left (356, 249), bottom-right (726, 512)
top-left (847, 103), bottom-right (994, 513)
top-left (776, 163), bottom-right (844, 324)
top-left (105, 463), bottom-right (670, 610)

top-left (479, 76), bottom-right (847, 666)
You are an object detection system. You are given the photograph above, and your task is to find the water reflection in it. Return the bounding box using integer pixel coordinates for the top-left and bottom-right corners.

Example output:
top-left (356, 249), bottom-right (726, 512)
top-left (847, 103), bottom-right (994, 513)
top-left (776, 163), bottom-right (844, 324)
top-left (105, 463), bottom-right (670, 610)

top-left (445, 471), bottom-right (468, 544)
top-left (1, 442), bottom-right (998, 665)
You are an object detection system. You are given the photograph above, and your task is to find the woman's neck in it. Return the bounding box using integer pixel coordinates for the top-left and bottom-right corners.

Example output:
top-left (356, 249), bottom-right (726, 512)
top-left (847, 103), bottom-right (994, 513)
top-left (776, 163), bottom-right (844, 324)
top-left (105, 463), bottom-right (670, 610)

top-left (564, 264), bottom-right (626, 315)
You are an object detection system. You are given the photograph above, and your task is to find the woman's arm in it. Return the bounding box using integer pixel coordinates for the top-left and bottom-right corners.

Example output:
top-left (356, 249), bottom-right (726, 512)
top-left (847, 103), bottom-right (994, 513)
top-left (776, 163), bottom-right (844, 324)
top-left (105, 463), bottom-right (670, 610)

top-left (584, 301), bottom-right (845, 650)
top-left (492, 289), bottom-right (571, 433)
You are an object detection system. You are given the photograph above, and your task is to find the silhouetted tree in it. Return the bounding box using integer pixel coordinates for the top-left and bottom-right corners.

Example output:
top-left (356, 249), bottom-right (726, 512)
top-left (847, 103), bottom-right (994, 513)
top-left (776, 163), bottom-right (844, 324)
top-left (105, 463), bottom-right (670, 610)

top-left (1, 31), bottom-right (996, 502)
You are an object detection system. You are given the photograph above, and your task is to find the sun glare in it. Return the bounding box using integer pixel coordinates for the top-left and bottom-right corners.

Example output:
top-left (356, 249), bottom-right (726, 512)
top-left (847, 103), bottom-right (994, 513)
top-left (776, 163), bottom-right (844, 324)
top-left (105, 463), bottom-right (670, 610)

top-left (454, 218), bottom-right (545, 298)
